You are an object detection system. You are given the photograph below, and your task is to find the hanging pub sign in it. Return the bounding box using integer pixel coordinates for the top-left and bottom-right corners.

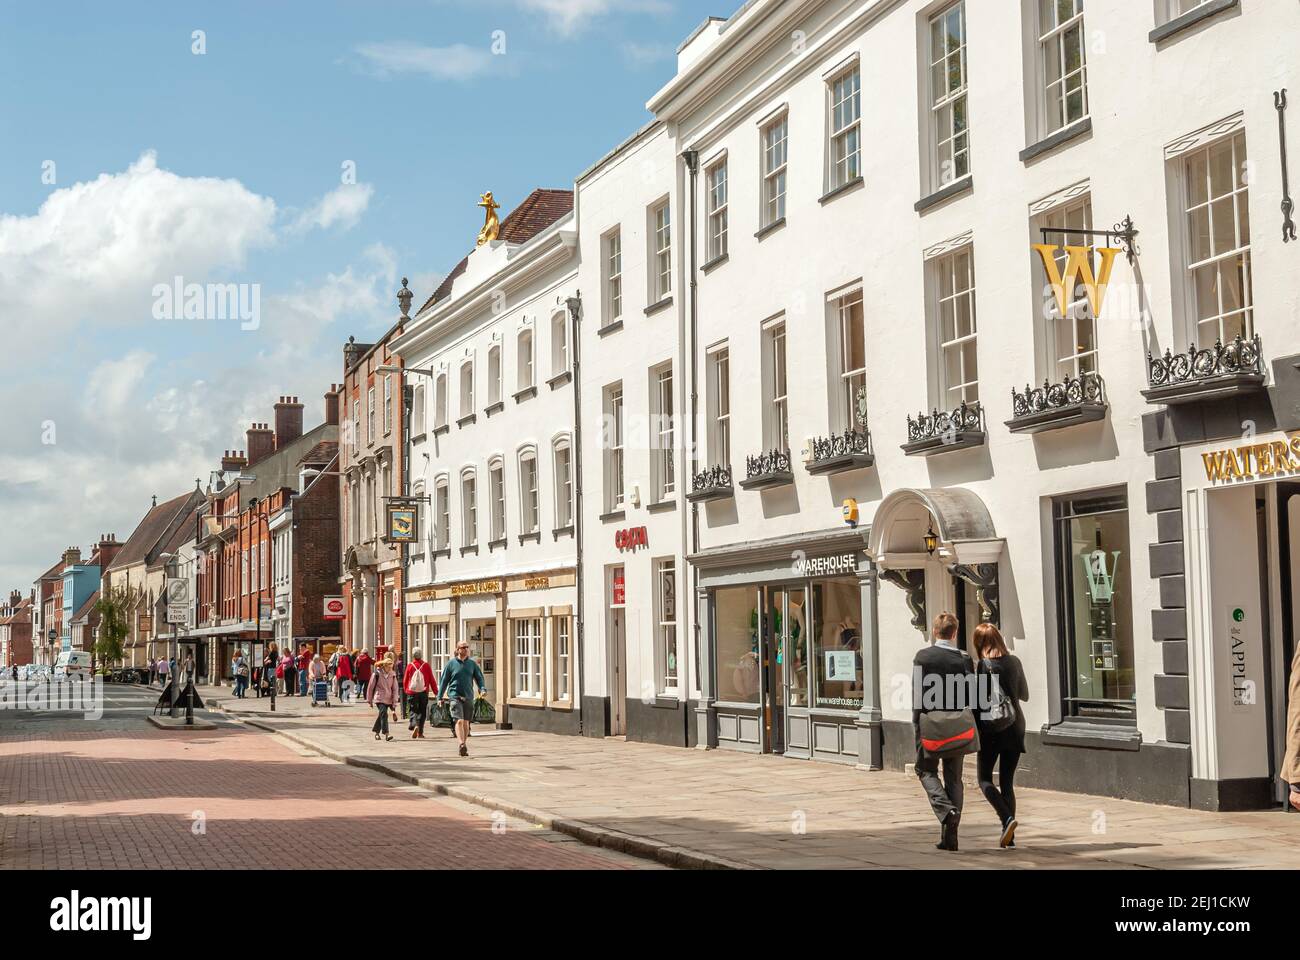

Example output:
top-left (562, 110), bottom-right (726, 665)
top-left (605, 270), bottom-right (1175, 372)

top-left (385, 503), bottom-right (419, 544)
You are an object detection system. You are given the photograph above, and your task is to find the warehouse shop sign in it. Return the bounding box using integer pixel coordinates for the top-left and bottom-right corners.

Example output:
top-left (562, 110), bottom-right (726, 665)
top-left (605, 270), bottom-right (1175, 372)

top-left (1202, 435), bottom-right (1300, 483)
top-left (793, 553), bottom-right (858, 577)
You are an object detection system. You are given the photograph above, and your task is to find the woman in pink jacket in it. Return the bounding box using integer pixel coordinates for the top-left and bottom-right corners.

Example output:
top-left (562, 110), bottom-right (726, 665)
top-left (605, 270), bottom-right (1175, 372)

top-left (367, 656), bottom-right (399, 741)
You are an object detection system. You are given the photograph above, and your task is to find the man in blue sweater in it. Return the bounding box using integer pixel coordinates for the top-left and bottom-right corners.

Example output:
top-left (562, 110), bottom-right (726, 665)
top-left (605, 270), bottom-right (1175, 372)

top-left (438, 640), bottom-right (488, 757)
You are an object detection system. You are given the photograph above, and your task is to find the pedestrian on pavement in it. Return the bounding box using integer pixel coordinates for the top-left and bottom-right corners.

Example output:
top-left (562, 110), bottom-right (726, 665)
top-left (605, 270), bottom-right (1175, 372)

top-left (158, 656), bottom-right (170, 690)
top-left (328, 646), bottom-right (341, 698)
top-left (912, 612), bottom-right (977, 853)
top-left (149, 658), bottom-right (157, 686)
top-left (281, 649), bottom-right (295, 696)
top-left (972, 623), bottom-right (1028, 849)
top-left (354, 648), bottom-right (373, 701)
top-left (232, 650), bottom-right (249, 698)
top-left (394, 653), bottom-right (408, 720)
top-left (368, 655), bottom-right (399, 741)
top-left (438, 639), bottom-right (488, 758)
top-left (402, 649), bottom-right (436, 740)
top-left (263, 643), bottom-right (279, 710)
top-left (297, 646), bottom-right (312, 697)
top-left (308, 652), bottom-right (327, 702)
top-left (1282, 638), bottom-right (1300, 812)
top-left (335, 645), bottom-right (353, 701)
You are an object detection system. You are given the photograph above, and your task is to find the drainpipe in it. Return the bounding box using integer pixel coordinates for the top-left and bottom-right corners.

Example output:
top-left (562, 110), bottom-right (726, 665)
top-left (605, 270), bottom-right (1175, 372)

top-left (682, 148), bottom-right (710, 748)
top-left (566, 293), bottom-right (586, 736)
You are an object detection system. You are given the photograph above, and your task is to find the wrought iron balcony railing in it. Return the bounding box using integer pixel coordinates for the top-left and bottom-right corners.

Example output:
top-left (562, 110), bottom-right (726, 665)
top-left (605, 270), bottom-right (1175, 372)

top-left (1143, 333), bottom-right (1266, 405)
top-left (806, 428), bottom-right (874, 475)
top-left (902, 401), bottom-right (986, 456)
top-left (687, 463), bottom-right (734, 503)
top-left (1006, 372), bottom-right (1107, 434)
top-left (739, 448), bottom-right (794, 490)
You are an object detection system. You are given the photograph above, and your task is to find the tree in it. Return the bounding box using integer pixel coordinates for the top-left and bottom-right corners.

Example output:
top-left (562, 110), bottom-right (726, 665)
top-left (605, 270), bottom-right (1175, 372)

top-left (94, 585), bottom-right (139, 668)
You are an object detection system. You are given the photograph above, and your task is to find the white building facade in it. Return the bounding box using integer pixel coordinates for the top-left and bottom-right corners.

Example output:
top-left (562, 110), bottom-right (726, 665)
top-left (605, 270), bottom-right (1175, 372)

top-left (575, 122), bottom-right (697, 745)
top-left (565, 0), bottom-right (1299, 808)
top-left (394, 190), bottom-right (583, 735)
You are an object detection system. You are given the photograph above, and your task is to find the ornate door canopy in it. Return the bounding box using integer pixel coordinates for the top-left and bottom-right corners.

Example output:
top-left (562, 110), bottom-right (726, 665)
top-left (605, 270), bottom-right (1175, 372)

top-left (867, 487), bottom-right (1004, 628)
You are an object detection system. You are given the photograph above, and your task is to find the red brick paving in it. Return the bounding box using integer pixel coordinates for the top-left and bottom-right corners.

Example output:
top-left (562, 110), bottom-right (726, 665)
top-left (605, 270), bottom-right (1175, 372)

top-left (0, 727), bottom-right (635, 869)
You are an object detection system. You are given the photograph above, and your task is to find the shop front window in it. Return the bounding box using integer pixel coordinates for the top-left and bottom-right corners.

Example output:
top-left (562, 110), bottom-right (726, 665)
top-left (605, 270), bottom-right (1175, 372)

top-left (811, 577), bottom-right (864, 709)
top-left (715, 586), bottom-right (760, 704)
top-left (1054, 491), bottom-right (1135, 721)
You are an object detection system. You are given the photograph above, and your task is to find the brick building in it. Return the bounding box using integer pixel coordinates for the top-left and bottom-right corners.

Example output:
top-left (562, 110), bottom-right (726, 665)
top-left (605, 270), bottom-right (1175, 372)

top-left (338, 280), bottom-right (411, 662)
top-left (104, 492), bottom-right (202, 669)
top-left (191, 393), bottom-right (342, 683)
top-left (0, 592), bottom-right (34, 667)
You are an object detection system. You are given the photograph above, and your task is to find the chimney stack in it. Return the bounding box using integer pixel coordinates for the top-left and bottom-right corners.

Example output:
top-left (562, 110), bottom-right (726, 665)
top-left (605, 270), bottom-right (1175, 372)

top-left (62, 547), bottom-right (82, 568)
top-left (96, 533), bottom-right (122, 571)
top-left (274, 396), bottom-right (304, 448)
top-left (221, 450), bottom-right (249, 474)
top-left (8, 590), bottom-right (19, 609)
top-left (246, 422), bottom-right (275, 467)
top-left (324, 384), bottom-right (342, 426)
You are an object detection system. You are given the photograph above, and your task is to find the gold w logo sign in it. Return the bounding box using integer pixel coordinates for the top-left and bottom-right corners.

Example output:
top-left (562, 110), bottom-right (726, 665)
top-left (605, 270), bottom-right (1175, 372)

top-left (1032, 243), bottom-right (1123, 319)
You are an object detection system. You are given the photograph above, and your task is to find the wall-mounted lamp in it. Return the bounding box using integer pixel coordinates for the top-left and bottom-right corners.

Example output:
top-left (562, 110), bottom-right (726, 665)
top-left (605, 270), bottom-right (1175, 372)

top-left (923, 524), bottom-right (939, 556)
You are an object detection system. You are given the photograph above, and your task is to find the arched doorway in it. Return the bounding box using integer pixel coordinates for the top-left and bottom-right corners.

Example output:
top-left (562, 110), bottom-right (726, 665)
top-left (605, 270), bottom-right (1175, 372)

top-left (867, 487), bottom-right (1003, 652)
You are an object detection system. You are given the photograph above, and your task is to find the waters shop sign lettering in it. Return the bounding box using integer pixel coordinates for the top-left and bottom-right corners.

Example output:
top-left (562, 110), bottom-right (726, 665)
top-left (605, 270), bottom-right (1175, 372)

top-left (1202, 435), bottom-right (1300, 483)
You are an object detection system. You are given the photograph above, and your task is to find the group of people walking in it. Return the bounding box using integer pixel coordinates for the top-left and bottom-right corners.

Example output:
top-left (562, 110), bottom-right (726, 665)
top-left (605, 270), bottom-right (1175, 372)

top-left (366, 641), bottom-right (487, 757)
top-left (912, 612), bottom-right (1029, 853)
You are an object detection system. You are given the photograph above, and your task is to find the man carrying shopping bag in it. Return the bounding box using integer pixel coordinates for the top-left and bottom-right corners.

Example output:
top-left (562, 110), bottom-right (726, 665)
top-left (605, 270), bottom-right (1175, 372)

top-left (438, 640), bottom-right (489, 757)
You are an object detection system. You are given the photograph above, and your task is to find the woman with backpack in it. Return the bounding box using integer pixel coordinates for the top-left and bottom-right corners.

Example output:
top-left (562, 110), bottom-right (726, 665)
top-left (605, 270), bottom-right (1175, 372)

top-left (973, 622), bottom-right (1029, 849)
top-left (367, 655), bottom-right (399, 741)
top-left (402, 648), bottom-right (437, 739)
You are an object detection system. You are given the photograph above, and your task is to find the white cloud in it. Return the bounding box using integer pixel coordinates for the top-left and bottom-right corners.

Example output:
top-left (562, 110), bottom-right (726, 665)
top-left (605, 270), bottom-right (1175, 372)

top-left (0, 140), bottom-right (419, 594)
top-left (84, 351), bottom-right (155, 420)
top-left (0, 151), bottom-right (277, 338)
top-left (287, 182), bottom-right (374, 233)
top-left (353, 41), bottom-right (494, 81)
top-left (518, 0), bottom-right (673, 36)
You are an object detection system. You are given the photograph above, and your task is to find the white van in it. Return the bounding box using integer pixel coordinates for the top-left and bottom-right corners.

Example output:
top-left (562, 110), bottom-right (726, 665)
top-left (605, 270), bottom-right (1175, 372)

top-left (54, 650), bottom-right (92, 680)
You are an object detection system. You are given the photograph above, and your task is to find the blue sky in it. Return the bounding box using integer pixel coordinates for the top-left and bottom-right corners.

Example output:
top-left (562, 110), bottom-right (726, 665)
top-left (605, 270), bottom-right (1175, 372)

top-left (0, 0), bottom-right (715, 590)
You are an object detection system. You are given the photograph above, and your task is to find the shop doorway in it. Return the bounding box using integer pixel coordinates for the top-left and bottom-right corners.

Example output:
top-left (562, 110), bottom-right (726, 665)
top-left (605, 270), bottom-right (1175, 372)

top-left (1265, 484), bottom-right (1300, 803)
top-left (462, 619), bottom-right (496, 701)
top-left (609, 608), bottom-right (626, 736)
top-left (758, 585), bottom-right (808, 755)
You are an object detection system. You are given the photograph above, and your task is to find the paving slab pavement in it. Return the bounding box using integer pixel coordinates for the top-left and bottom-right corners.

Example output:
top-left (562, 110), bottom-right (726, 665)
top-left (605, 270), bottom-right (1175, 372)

top-left (205, 691), bottom-right (1300, 870)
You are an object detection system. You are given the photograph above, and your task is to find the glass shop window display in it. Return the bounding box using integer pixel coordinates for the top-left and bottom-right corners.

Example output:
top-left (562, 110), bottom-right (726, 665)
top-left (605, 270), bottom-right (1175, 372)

top-left (716, 586), bottom-right (760, 703)
top-left (812, 578), bottom-right (864, 709)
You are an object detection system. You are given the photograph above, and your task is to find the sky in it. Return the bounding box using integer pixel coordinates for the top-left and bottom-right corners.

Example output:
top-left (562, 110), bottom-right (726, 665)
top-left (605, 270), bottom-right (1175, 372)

top-left (0, 0), bottom-right (717, 591)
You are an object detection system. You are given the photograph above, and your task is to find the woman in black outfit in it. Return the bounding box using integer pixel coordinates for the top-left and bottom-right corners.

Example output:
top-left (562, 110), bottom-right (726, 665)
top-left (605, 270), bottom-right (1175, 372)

top-left (973, 623), bottom-right (1029, 848)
